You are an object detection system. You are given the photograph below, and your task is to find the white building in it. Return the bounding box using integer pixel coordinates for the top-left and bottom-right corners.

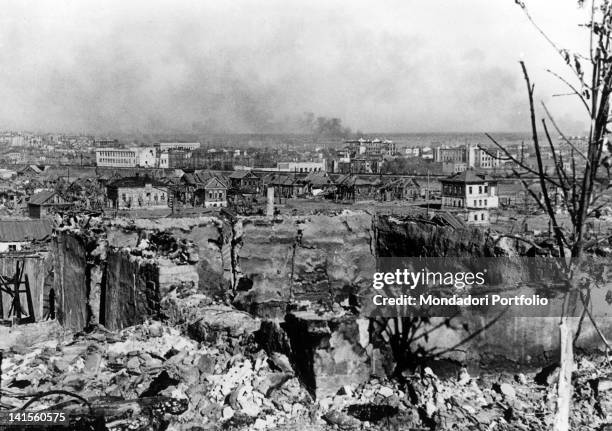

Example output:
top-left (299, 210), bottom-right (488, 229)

top-left (158, 142), bottom-right (201, 152)
top-left (440, 171), bottom-right (499, 224)
top-left (137, 147), bottom-right (157, 168)
top-left (96, 148), bottom-right (138, 167)
top-left (276, 161), bottom-right (326, 173)
top-left (158, 152), bottom-right (169, 168)
top-left (96, 147), bottom-right (156, 168)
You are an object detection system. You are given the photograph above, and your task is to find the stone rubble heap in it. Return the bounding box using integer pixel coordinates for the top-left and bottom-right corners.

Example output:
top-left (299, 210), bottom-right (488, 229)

top-left (2, 312), bottom-right (612, 430)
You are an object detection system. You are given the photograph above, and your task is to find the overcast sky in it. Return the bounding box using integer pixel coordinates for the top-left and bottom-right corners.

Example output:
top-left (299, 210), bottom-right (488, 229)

top-left (0, 0), bottom-right (593, 134)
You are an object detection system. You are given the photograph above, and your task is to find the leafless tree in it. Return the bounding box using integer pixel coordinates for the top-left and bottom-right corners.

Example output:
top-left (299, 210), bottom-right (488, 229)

top-left (484, 1), bottom-right (612, 429)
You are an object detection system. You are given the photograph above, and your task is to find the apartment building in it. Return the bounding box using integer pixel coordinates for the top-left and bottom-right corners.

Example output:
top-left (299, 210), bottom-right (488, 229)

top-left (95, 147), bottom-right (156, 168)
top-left (440, 170), bottom-right (499, 224)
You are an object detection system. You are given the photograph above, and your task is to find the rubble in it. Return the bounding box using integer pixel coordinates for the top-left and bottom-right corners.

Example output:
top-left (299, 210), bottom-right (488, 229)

top-left (3, 316), bottom-right (612, 430)
top-left (2, 212), bottom-right (612, 430)
top-left (284, 311), bottom-right (371, 399)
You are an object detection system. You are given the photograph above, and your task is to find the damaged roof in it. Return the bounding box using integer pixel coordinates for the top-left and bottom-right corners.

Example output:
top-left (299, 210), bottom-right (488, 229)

top-left (108, 176), bottom-right (167, 188)
top-left (0, 219), bottom-right (53, 242)
top-left (28, 190), bottom-right (58, 205)
top-left (431, 211), bottom-right (467, 229)
top-left (441, 170), bottom-right (495, 184)
top-left (229, 170), bottom-right (258, 179)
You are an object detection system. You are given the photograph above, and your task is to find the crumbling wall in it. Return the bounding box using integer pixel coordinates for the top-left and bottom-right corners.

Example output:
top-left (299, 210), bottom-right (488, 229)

top-left (45, 212), bottom-right (612, 367)
top-left (170, 217), bottom-right (232, 297)
top-left (373, 216), bottom-right (612, 364)
top-left (53, 233), bottom-right (88, 330)
top-left (102, 250), bottom-right (160, 330)
top-left (232, 211), bottom-right (376, 317)
top-left (109, 216), bottom-right (231, 298)
top-left (376, 215), bottom-right (503, 257)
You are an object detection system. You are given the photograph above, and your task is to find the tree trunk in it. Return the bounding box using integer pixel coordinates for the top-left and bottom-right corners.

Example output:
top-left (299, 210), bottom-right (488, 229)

top-left (553, 317), bottom-right (573, 431)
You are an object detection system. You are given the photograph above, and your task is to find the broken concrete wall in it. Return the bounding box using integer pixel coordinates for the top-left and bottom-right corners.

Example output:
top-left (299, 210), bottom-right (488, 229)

top-left (373, 216), bottom-right (612, 365)
top-left (284, 312), bottom-right (371, 399)
top-left (376, 215), bottom-right (505, 257)
top-left (170, 217), bottom-right (232, 297)
top-left (109, 216), bottom-right (231, 298)
top-left (233, 211), bottom-right (376, 317)
top-left (53, 233), bottom-right (88, 330)
top-left (157, 259), bottom-right (199, 295)
top-left (102, 250), bottom-right (160, 331)
top-left (45, 212), bottom-right (612, 368)
top-left (406, 284), bottom-right (612, 365)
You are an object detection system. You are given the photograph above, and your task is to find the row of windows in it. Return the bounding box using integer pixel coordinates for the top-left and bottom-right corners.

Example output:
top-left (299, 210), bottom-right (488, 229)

top-left (208, 191), bottom-right (225, 199)
top-left (468, 185), bottom-right (489, 194)
top-left (99, 158), bottom-right (135, 165)
top-left (97, 151), bottom-right (136, 157)
top-left (121, 192), bottom-right (166, 202)
top-left (473, 213), bottom-right (486, 221)
top-left (447, 198), bottom-right (488, 207)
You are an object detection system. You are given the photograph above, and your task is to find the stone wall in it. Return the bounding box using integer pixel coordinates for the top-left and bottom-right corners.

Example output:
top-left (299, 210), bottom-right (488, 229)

top-left (232, 211), bottom-right (376, 317)
top-left (102, 250), bottom-right (159, 330)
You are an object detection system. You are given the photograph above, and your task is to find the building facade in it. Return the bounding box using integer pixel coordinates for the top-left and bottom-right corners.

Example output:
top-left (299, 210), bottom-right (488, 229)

top-left (440, 171), bottom-right (499, 224)
top-left (28, 191), bottom-right (73, 218)
top-left (158, 142), bottom-right (201, 152)
top-left (95, 148), bottom-right (138, 167)
top-left (276, 161), bottom-right (326, 173)
top-left (199, 177), bottom-right (228, 208)
top-left (106, 177), bottom-right (169, 209)
top-left (96, 147), bottom-right (157, 168)
top-left (229, 170), bottom-right (261, 194)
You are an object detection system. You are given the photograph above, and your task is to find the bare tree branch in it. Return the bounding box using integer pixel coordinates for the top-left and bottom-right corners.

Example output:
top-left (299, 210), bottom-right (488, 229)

top-left (547, 69), bottom-right (592, 115)
top-left (521, 61), bottom-right (567, 258)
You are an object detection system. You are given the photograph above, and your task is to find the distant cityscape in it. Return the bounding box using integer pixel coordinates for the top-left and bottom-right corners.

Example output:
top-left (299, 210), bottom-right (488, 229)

top-left (0, 129), bottom-right (600, 251)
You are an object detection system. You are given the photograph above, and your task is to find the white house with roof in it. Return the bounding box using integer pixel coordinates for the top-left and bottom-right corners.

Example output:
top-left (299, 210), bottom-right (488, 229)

top-left (440, 170), bottom-right (498, 224)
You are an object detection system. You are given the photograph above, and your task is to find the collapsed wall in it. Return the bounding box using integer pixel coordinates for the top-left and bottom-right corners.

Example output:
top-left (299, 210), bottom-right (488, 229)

top-left (53, 233), bottom-right (88, 330)
top-left (375, 215), bottom-right (612, 364)
top-left (101, 250), bottom-right (159, 330)
top-left (47, 211), bottom-right (612, 369)
top-left (232, 212), bottom-right (376, 317)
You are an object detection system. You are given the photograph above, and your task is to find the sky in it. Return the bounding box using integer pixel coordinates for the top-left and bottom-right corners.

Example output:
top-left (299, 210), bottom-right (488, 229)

top-left (0, 0), bottom-right (594, 134)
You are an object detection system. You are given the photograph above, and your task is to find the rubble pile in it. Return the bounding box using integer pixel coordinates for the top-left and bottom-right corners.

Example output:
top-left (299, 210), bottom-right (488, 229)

top-left (3, 314), bottom-right (612, 430)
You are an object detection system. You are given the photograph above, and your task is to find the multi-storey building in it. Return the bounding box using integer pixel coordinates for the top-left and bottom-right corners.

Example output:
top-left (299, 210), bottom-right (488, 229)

top-left (440, 171), bottom-right (499, 224)
top-left (106, 176), bottom-right (169, 209)
top-left (276, 161), bottom-right (326, 173)
top-left (95, 148), bottom-right (138, 167)
top-left (345, 138), bottom-right (396, 156)
top-left (158, 142), bottom-right (201, 152)
top-left (434, 147), bottom-right (466, 163)
top-left (434, 144), bottom-right (502, 170)
top-left (95, 147), bottom-right (156, 168)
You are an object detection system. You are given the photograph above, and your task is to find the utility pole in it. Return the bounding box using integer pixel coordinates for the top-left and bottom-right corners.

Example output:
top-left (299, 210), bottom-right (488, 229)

top-left (426, 169), bottom-right (430, 216)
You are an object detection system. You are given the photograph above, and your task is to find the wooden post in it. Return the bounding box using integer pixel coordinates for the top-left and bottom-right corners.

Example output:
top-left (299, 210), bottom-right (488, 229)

top-left (12, 262), bottom-right (22, 323)
top-left (553, 318), bottom-right (573, 431)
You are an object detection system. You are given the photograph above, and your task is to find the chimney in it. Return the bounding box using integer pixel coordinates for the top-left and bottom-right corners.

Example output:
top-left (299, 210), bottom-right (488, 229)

top-left (266, 186), bottom-right (275, 217)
